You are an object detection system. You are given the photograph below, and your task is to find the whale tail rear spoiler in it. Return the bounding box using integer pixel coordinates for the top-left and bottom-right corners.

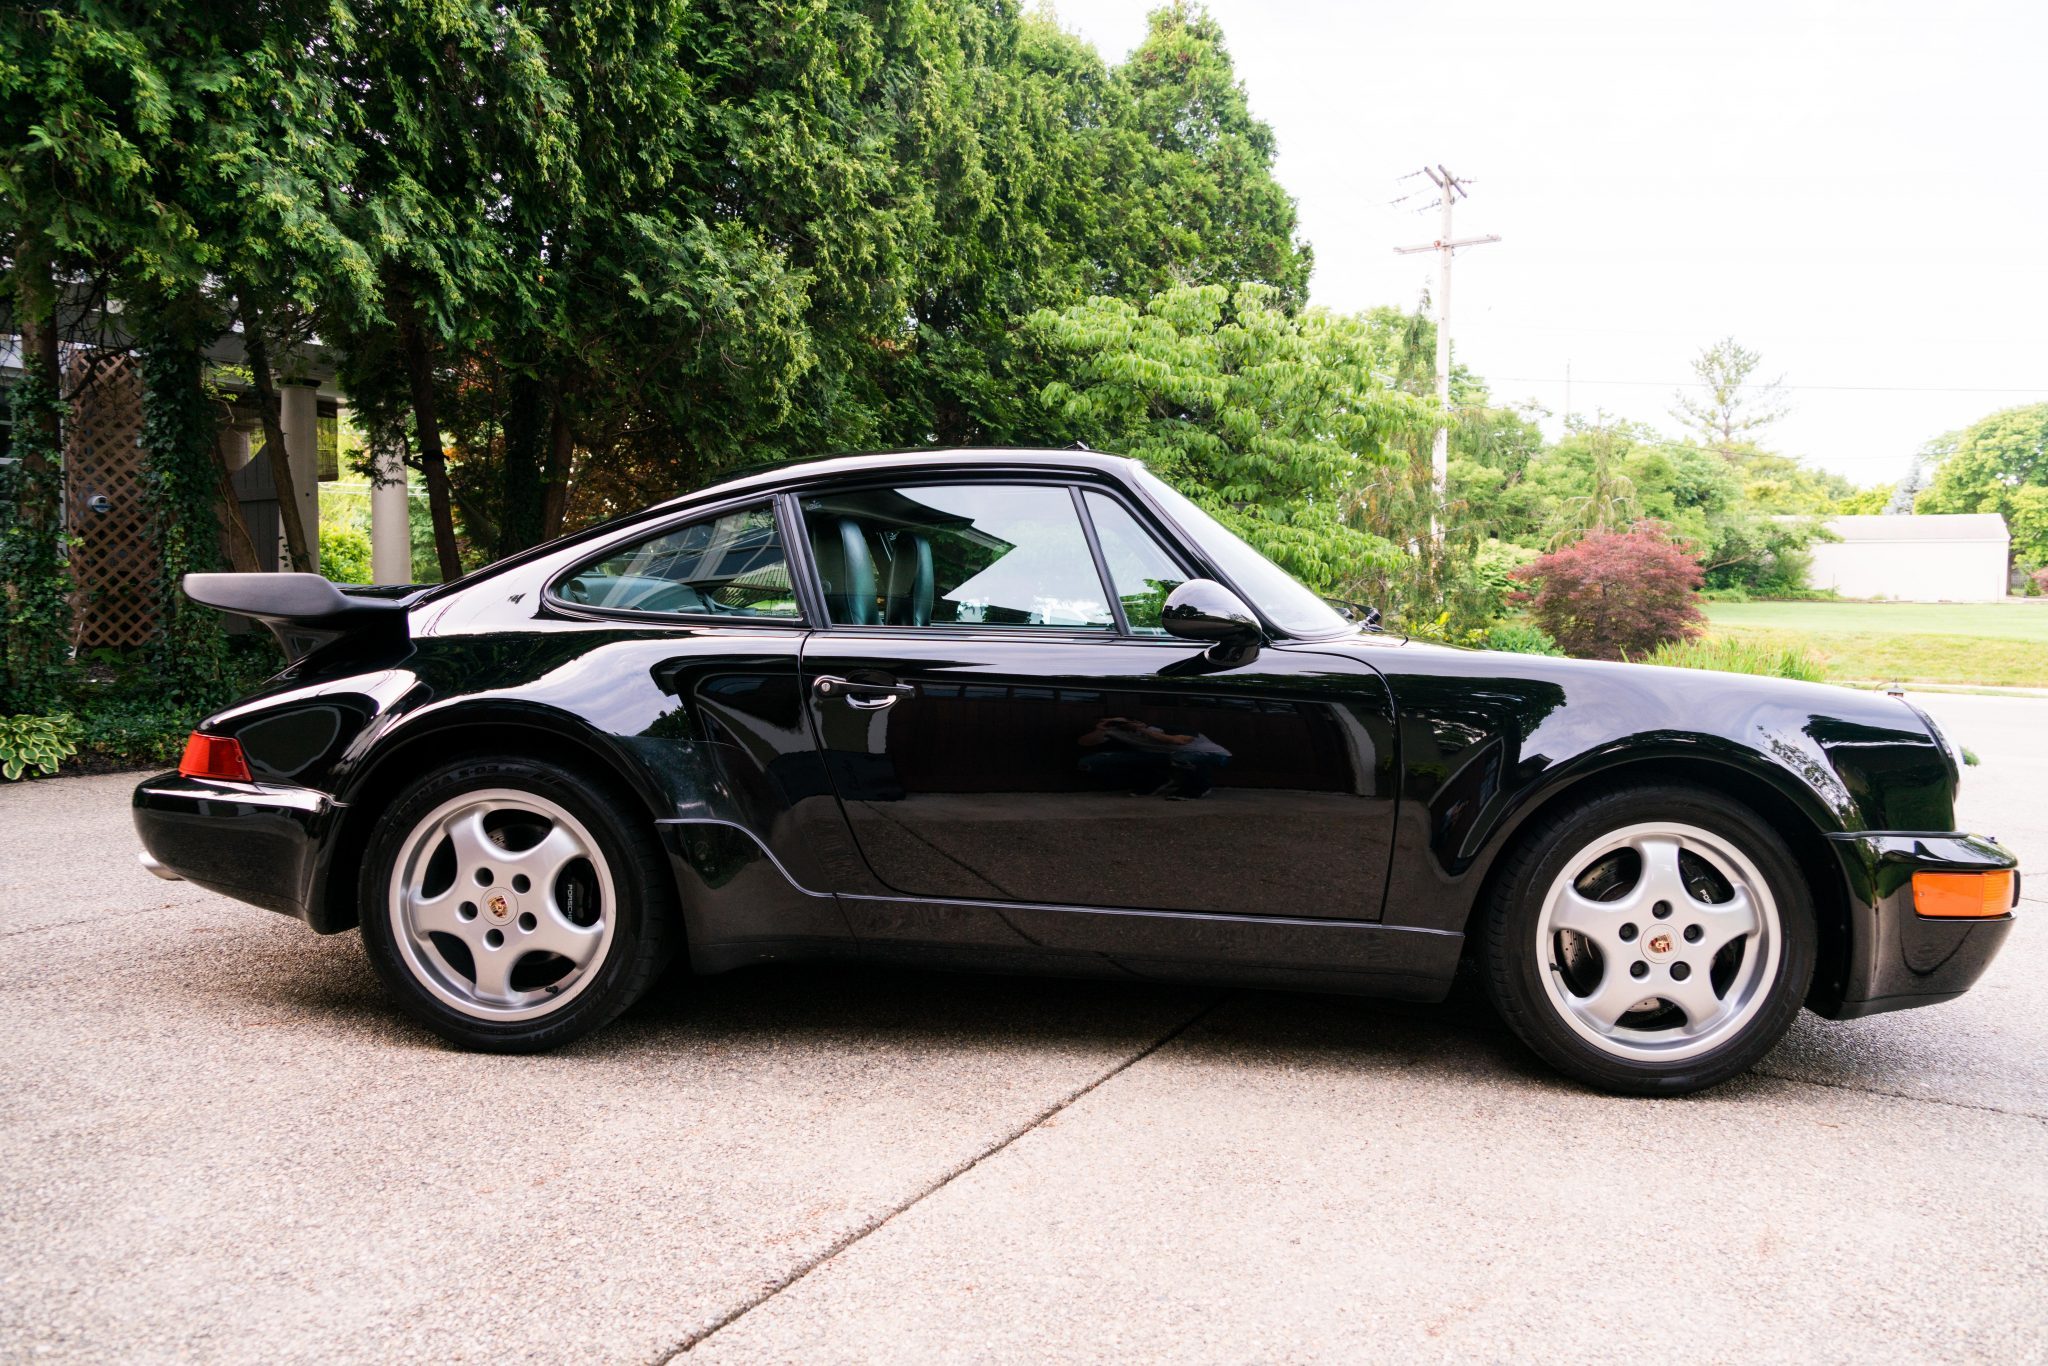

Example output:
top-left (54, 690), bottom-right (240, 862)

top-left (183, 573), bottom-right (427, 663)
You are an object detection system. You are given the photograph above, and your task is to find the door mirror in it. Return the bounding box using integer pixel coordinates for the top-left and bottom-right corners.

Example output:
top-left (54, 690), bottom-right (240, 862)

top-left (1161, 579), bottom-right (1265, 663)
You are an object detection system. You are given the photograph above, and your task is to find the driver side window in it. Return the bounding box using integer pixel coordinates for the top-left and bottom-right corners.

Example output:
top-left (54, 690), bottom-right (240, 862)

top-left (802, 484), bottom-right (1113, 629)
top-left (557, 504), bottom-right (799, 617)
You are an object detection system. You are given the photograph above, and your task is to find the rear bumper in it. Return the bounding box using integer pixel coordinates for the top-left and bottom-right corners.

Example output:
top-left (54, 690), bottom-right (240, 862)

top-left (1813, 832), bottom-right (2020, 1020)
top-left (131, 772), bottom-right (342, 927)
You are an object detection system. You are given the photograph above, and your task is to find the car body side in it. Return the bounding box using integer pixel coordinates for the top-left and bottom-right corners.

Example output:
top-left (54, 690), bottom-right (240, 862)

top-left (132, 451), bottom-right (2017, 1021)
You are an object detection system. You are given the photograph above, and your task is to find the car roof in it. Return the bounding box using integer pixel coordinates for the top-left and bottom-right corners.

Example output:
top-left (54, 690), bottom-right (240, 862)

top-left (647, 447), bottom-right (1145, 512)
top-left (415, 448), bottom-right (1147, 610)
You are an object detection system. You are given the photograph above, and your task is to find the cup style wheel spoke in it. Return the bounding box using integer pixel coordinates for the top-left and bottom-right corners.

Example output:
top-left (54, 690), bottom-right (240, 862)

top-left (387, 789), bottom-right (617, 1023)
top-left (1538, 820), bottom-right (1781, 1063)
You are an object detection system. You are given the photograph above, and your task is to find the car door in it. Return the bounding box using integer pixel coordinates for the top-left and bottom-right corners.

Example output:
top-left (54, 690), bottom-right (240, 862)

top-left (793, 476), bottom-right (1399, 935)
top-left (543, 497), bottom-right (860, 954)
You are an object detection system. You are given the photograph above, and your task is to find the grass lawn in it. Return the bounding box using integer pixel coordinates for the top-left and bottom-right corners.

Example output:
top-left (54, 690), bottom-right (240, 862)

top-left (1704, 600), bottom-right (2048, 688)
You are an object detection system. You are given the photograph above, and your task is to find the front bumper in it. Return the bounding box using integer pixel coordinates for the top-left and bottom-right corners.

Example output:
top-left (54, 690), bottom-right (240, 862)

top-left (132, 772), bottom-right (342, 927)
top-left (1813, 832), bottom-right (2020, 1020)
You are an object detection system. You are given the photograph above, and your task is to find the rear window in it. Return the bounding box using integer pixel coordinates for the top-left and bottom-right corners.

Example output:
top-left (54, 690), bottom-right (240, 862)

top-left (555, 504), bottom-right (799, 618)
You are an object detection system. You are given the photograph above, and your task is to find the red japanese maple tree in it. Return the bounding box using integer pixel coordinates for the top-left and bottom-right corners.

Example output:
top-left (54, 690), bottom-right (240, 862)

top-left (1511, 521), bottom-right (1706, 661)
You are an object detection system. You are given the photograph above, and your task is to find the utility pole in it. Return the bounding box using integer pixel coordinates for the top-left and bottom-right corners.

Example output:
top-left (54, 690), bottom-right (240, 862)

top-left (1395, 165), bottom-right (1499, 539)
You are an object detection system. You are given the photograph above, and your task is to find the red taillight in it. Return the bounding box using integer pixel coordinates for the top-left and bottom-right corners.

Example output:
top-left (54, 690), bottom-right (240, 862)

top-left (179, 731), bottom-right (252, 782)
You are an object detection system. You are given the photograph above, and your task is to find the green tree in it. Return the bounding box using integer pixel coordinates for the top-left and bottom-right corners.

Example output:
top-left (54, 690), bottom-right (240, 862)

top-left (1348, 304), bottom-right (1527, 630)
top-left (0, 0), bottom-right (149, 705)
top-left (2009, 486), bottom-right (2048, 570)
top-left (2, 0), bottom-right (368, 690)
top-left (1547, 415), bottom-right (1645, 544)
top-left (1729, 449), bottom-right (1856, 515)
top-left (1917, 403), bottom-right (2048, 562)
top-left (324, 0), bottom-right (576, 577)
top-left (880, 2), bottom-right (1313, 450)
top-left (1032, 284), bottom-right (1432, 592)
top-left (1671, 336), bottom-right (1787, 459)
top-left (1115, 2), bottom-right (1311, 306)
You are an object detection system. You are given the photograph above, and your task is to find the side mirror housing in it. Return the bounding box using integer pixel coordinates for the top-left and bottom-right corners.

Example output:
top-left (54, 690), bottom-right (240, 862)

top-left (1161, 579), bottom-right (1266, 664)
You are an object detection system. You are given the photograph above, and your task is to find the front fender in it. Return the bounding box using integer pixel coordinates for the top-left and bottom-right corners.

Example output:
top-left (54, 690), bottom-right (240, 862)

top-left (1346, 640), bottom-right (1955, 934)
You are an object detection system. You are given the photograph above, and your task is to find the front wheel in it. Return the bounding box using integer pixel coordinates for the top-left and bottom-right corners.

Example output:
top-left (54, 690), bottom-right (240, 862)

top-left (1481, 784), bottom-right (1816, 1095)
top-left (359, 758), bottom-right (677, 1052)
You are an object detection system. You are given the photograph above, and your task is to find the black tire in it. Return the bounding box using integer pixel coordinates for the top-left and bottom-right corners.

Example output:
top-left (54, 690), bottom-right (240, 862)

top-left (1480, 783), bottom-right (1816, 1096)
top-left (359, 757), bottom-right (678, 1052)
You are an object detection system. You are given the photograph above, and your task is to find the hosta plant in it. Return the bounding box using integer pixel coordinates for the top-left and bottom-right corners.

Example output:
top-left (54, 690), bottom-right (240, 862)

top-left (0, 713), bottom-right (78, 781)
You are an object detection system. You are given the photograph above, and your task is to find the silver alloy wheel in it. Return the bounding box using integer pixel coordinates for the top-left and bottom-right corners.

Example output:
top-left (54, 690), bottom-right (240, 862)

top-left (388, 789), bottom-right (617, 1022)
top-left (1535, 820), bottom-right (1781, 1063)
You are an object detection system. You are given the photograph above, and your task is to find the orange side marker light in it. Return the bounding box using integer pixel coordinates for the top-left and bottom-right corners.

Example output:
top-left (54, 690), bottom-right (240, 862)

top-left (1912, 870), bottom-right (2014, 919)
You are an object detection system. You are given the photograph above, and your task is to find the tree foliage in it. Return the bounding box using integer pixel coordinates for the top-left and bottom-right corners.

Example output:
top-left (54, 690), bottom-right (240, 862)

top-left (1453, 411), bottom-right (1825, 599)
top-left (136, 327), bottom-right (232, 695)
top-left (5, 0), bottom-right (1317, 592)
top-left (1917, 403), bottom-right (2048, 563)
top-left (1031, 284), bottom-right (1433, 591)
top-left (0, 355), bottom-right (68, 711)
top-left (1670, 336), bottom-right (1786, 458)
top-left (1512, 522), bottom-right (1707, 661)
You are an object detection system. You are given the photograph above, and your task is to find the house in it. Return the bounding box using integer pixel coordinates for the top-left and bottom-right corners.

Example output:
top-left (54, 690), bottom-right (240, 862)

top-left (1804, 514), bottom-right (2011, 602)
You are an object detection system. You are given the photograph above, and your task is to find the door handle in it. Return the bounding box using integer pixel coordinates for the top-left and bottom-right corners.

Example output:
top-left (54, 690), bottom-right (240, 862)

top-left (813, 674), bottom-right (916, 709)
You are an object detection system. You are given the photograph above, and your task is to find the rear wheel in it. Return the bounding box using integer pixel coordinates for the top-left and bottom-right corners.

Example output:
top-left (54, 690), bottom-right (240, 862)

top-left (359, 758), bottom-right (676, 1051)
top-left (1482, 784), bottom-right (1815, 1095)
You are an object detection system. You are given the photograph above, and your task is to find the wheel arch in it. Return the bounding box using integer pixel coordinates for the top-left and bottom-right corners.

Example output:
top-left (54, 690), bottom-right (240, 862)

top-left (312, 708), bottom-right (677, 934)
top-left (1455, 754), bottom-right (1852, 1011)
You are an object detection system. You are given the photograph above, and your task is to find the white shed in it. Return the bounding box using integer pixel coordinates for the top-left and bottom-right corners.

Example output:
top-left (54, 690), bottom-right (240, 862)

top-left (1804, 514), bottom-right (2010, 602)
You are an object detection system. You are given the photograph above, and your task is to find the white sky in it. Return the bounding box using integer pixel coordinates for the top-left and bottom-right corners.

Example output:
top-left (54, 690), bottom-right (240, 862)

top-left (1050, 0), bottom-right (2048, 487)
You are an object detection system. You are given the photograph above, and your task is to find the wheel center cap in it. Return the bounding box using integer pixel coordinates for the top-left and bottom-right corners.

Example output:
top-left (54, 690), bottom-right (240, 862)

top-left (1642, 928), bottom-right (1677, 960)
top-left (483, 891), bottom-right (515, 925)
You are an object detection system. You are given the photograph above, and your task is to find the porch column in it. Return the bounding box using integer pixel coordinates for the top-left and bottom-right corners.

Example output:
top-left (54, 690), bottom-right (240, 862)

top-left (370, 440), bottom-right (411, 584)
top-left (279, 380), bottom-right (320, 573)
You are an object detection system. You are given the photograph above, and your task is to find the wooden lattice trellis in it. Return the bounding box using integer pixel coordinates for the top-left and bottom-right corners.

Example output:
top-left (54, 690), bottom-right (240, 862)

top-left (64, 349), bottom-right (161, 650)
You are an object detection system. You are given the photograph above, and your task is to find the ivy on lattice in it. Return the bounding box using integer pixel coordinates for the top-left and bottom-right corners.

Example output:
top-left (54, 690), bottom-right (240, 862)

top-left (139, 338), bottom-right (231, 698)
top-left (0, 366), bottom-right (71, 713)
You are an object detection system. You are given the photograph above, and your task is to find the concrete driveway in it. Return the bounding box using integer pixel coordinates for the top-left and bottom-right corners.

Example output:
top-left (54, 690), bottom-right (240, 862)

top-left (2, 692), bottom-right (2042, 1362)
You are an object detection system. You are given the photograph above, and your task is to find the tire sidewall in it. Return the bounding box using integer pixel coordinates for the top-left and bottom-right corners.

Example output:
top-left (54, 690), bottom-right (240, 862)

top-left (360, 758), bottom-right (662, 1051)
top-left (1488, 785), bottom-right (1818, 1095)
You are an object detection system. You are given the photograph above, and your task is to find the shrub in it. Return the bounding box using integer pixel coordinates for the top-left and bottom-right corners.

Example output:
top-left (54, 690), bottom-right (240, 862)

top-left (1471, 540), bottom-right (1541, 620)
top-left (1511, 521), bottom-right (1706, 660)
top-left (61, 635), bottom-right (282, 771)
top-left (1641, 637), bottom-right (1826, 682)
top-left (0, 713), bottom-right (79, 780)
top-left (1401, 610), bottom-right (1456, 643)
top-left (71, 697), bottom-right (199, 767)
top-left (320, 525), bottom-right (373, 584)
top-left (1482, 621), bottom-right (1564, 656)
top-left (2031, 566), bottom-right (2048, 598)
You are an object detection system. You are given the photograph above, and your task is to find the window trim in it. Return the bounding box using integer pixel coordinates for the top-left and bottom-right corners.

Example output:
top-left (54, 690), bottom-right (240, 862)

top-left (1073, 484), bottom-right (1203, 640)
top-left (540, 494), bottom-right (813, 628)
top-left (790, 474), bottom-right (1134, 638)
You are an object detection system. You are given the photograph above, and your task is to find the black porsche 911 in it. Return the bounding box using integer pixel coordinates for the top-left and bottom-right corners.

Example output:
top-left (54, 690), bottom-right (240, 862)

top-left (133, 449), bottom-right (2019, 1094)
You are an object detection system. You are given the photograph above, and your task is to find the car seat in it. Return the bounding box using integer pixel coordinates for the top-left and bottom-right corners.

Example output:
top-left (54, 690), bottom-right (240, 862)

top-left (813, 517), bottom-right (877, 624)
top-left (882, 532), bottom-right (935, 626)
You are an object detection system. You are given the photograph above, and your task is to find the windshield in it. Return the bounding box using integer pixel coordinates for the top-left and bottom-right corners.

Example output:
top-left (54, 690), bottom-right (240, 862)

top-left (1133, 467), bottom-right (1351, 637)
